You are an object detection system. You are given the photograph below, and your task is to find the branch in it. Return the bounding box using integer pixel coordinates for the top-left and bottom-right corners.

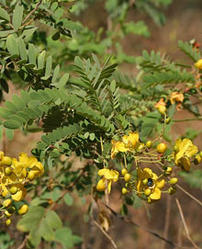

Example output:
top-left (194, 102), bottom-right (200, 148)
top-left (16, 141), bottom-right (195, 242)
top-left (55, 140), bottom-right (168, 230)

top-left (173, 117), bottom-right (202, 122)
top-left (22, 0), bottom-right (42, 24)
top-left (175, 198), bottom-right (200, 249)
top-left (17, 235), bottom-right (28, 249)
top-left (105, 204), bottom-right (194, 249)
top-left (93, 219), bottom-right (117, 249)
top-left (176, 184), bottom-right (202, 207)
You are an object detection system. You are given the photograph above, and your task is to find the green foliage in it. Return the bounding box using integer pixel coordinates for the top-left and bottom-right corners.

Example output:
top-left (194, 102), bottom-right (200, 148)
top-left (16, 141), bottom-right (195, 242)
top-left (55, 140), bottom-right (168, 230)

top-left (0, 231), bottom-right (14, 249)
top-left (0, 1), bottom-right (201, 249)
top-left (179, 170), bottom-right (202, 190)
top-left (178, 40), bottom-right (201, 61)
top-left (17, 205), bottom-right (81, 248)
top-left (143, 71), bottom-right (194, 88)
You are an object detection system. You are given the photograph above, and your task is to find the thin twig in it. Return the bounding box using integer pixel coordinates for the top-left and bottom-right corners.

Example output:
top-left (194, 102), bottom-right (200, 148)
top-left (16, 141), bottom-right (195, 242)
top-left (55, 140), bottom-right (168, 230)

top-left (17, 235), bottom-right (28, 249)
top-left (93, 219), bottom-right (117, 249)
top-left (2, 128), bottom-right (6, 154)
top-left (22, 0), bottom-right (42, 24)
top-left (175, 198), bottom-right (201, 249)
top-left (176, 184), bottom-right (202, 207)
top-left (173, 117), bottom-right (202, 122)
top-left (51, 167), bottom-right (86, 209)
top-left (105, 204), bottom-right (195, 249)
top-left (162, 195), bottom-right (171, 249)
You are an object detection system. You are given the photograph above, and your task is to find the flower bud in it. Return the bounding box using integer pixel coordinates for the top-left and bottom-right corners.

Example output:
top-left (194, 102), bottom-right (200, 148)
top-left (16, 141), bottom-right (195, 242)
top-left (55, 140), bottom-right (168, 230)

top-left (146, 141), bottom-right (152, 148)
top-left (168, 187), bottom-right (176, 195)
top-left (5, 219), bottom-right (11, 226)
top-left (144, 189), bottom-right (151, 196)
top-left (1, 156), bottom-right (12, 165)
top-left (194, 154), bottom-right (201, 165)
top-left (3, 199), bottom-right (12, 208)
top-left (18, 204), bottom-right (29, 215)
top-left (96, 178), bottom-right (106, 192)
top-left (9, 186), bottom-right (18, 194)
top-left (157, 143), bottom-right (167, 153)
top-left (122, 188), bottom-right (128, 195)
top-left (124, 173), bottom-right (131, 182)
top-left (165, 167), bottom-right (172, 175)
top-left (5, 167), bottom-right (12, 176)
top-left (121, 168), bottom-right (128, 176)
top-left (143, 179), bottom-right (148, 185)
top-left (5, 210), bottom-right (12, 217)
top-left (169, 178), bottom-right (178, 185)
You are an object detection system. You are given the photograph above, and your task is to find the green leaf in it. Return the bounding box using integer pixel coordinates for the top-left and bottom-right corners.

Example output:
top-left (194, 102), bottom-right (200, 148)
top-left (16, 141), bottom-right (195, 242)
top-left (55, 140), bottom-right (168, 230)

top-left (52, 65), bottom-right (60, 83)
top-left (64, 193), bottom-right (73, 206)
top-left (37, 51), bottom-right (46, 69)
top-left (57, 73), bottom-right (69, 88)
top-left (0, 7), bottom-right (10, 21)
top-left (6, 34), bottom-right (19, 56)
top-left (0, 30), bottom-right (14, 38)
top-left (12, 4), bottom-right (24, 30)
top-left (179, 170), bottom-right (202, 190)
top-left (5, 128), bottom-right (14, 140)
top-left (178, 40), bottom-right (201, 61)
top-left (17, 206), bottom-right (62, 247)
top-left (3, 120), bottom-right (21, 129)
top-left (45, 210), bottom-right (62, 230)
top-left (28, 43), bottom-right (37, 65)
top-left (123, 21), bottom-right (150, 37)
top-left (18, 38), bottom-right (27, 60)
top-left (55, 227), bottom-right (82, 249)
top-left (42, 56), bottom-right (52, 80)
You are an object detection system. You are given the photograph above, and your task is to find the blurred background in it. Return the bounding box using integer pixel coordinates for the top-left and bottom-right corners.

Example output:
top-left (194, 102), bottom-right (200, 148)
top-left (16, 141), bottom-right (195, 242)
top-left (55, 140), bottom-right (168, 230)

top-left (1, 0), bottom-right (202, 248)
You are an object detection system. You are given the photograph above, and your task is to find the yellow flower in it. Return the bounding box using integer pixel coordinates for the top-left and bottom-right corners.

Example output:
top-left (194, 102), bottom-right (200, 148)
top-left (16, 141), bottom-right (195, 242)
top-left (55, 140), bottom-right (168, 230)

top-left (136, 168), bottom-right (165, 201)
top-left (122, 132), bottom-right (139, 149)
top-left (12, 153), bottom-right (44, 180)
top-left (111, 132), bottom-right (139, 159)
top-left (170, 92), bottom-right (184, 104)
top-left (174, 138), bottom-right (198, 171)
top-left (195, 59), bottom-right (202, 69)
top-left (155, 98), bottom-right (166, 114)
top-left (11, 185), bottom-right (26, 202)
top-left (96, 168), bottom-right (119, 193)
top-left (111, 140), bottom-right (128, 159)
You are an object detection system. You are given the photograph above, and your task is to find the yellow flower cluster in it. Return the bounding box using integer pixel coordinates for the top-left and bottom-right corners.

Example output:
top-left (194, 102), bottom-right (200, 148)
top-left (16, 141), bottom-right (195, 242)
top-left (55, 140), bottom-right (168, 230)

top-left (0, 152), bottom-right (44, 225)
top-left (111, 132), bottom-right (139, 159)
top-left (173, 138), bottom-right (198, 171)
top-left (96, 132), bottom-right (200, 204)
top-left (96, 169), bottom-right (119, 193)
top-left (136, 168), bottom-right (165, 202)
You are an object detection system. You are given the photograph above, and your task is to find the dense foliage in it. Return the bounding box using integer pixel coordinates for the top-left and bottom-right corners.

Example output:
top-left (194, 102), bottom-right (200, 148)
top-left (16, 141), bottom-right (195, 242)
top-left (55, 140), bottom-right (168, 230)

top-left (0, 0), bottom-right (201, 248)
